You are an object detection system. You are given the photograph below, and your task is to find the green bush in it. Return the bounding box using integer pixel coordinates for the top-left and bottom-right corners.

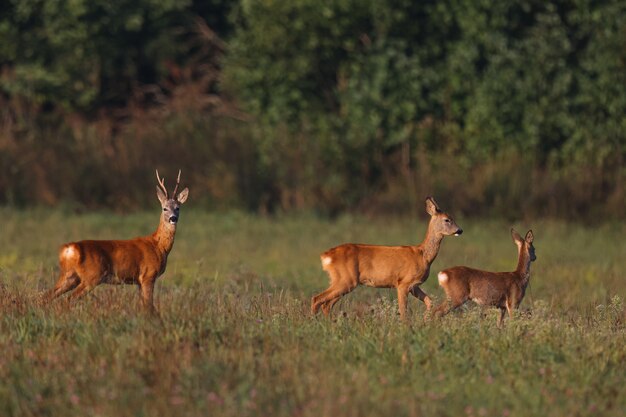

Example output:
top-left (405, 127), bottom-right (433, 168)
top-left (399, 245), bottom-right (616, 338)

top-left (0, 0), bottom-right (624, 217)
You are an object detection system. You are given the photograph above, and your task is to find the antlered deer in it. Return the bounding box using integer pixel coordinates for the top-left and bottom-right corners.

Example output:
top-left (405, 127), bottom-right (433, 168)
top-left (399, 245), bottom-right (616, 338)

top-left (433, 229), bottom-right (536, 326)
top-left (311, 197), bottom-right (462, 320)
top-left (44, 170), bottom-right (189, 313)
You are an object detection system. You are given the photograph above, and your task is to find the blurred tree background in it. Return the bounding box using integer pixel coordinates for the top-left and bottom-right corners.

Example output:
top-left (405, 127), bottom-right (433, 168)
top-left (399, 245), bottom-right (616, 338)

top-left (0, 0), bottom-right (624, 218)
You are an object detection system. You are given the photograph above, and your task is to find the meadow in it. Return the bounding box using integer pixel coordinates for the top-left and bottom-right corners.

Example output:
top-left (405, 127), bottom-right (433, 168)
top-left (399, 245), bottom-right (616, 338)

top-left (0, 208), bottom-right (624, 417)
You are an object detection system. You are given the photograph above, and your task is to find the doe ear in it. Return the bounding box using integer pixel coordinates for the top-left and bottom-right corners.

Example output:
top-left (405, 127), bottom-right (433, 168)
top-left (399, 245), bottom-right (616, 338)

top-left (511, 228), bottom-right (523, 243)
top-left (525, 230), bottom-right (534, 243)
top-left (425, 196), bottom-right (440, 216)
top-left (177, 187), bottom-right (189, 204)
top-left (156, 186), bottom-right (167, 205)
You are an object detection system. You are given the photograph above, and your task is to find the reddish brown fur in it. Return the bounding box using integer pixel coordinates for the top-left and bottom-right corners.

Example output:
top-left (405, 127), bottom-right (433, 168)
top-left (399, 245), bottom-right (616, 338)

top-left (44, 170), bottom-right (189, 313)
top-left (311, 197), bottom-right (462, 320)
top-left (433, 229), bottom-right (536, 326)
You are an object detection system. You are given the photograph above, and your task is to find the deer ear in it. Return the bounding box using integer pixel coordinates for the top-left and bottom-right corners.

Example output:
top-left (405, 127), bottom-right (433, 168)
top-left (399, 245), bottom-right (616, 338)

top-left (156, 186), bottom-right (167, 205)
top-left (511, 228), bottom-right (523, 243)
top-left (425, 197), bottom-right (440, 216)
top-left (177, 187), bottom-right (189, 204)
top-left (525, 230), bottom-right (534, 243)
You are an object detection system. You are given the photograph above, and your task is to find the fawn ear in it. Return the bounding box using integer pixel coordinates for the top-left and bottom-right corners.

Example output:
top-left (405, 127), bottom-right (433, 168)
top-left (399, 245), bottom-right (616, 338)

top-left (511, 228), bottom-right (523, 243)
top-left (177, 187), bottom-right (189, 204)
top-left (425, 196), bottom-right (440, 216)
top-left (525, 230), bottom-right (534, 243)
top-left (156, 186), bottom-right (167, 205)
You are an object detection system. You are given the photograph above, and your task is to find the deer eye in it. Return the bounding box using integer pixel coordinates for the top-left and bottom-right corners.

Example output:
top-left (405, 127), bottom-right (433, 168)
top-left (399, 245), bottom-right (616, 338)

top-left (445, 219), bottom-right (451, 223)
top-left (163, 208), bottom-right (167, 211)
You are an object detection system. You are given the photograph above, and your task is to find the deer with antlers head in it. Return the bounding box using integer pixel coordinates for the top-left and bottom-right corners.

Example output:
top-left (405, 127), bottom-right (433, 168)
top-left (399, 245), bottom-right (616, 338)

top-left (44, 170), bottom-right (189, 313)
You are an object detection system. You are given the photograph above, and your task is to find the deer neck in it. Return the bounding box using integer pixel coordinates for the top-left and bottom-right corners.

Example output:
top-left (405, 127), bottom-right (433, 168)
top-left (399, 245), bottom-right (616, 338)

top-left (153, 219), bottom-right (177, 256)
top-left (421, 225), bottom-right (444, 264)
top-left (515, 247), bottom-right (532, 285)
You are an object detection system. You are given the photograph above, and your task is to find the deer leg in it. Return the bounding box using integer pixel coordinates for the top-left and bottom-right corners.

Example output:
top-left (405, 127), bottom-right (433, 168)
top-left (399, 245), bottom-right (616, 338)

top-left (68, 281), bottom-right (97, 301)
top-left (67, 268), bottom-right (105, 302)
top-left (314, 285), bottom-right (354, 317)
top-left (140, 281), bottom-right (157, 314)
top-left (45, 272), bottom-right (80, 302)
top-left (321, 295), bottom-right (342, 316)
top-left (312, 268), bottom-right (355, 315)
top-left (397, 286), bottom-right (411, 321)
top-left (409, 285), bottom-right (432, 311)
top-left (311, 287), bottom-right (334, 314)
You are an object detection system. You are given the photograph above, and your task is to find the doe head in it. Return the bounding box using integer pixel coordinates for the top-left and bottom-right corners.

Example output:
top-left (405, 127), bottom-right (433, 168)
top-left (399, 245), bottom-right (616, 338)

top-left (425, 196), bottom-right (463, 237)
top-left (511, 228), bottom-right (536, 261)
top-left (156, 169), bottom-right (189, 226)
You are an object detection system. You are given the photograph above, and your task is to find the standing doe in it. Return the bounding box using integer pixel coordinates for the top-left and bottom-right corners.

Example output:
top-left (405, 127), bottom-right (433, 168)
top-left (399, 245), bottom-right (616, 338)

top-left (433, 228), bottom-right (536, 326)
top-left (44, 170), bottom-right (189, 313)
top-left (311, 197), bottom-right (463, 320)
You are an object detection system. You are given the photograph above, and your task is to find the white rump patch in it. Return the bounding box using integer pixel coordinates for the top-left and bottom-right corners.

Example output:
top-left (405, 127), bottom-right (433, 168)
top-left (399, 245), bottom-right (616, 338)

top-left (321, 256), bottom-right (332, 267)
top-left (438, 272), bottom-right (448, 285)
top-left (62, 245), bottom-right (77, 259)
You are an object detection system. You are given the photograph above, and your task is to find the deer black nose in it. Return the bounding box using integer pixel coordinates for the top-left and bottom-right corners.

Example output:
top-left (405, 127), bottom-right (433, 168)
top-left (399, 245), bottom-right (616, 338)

top-left (455, 229), bottom-right (463, 236)
top-left (169, 215), bottom-right (178, 223)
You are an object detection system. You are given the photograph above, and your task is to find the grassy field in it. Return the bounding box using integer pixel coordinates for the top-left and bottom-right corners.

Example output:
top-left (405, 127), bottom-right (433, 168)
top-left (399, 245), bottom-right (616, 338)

top-left (0, 208), bottom-right (624, 416)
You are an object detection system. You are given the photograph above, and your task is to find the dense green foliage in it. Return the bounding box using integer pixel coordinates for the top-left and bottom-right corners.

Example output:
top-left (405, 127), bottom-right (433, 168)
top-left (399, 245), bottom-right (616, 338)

top-left (0, 0), bottom-right (233, 109)
top-left (0, 209), bottom-right (625, 416)
top-left (227, 0), bottom-right (626, 165)
top-left (0, 0), bottom-right (625, 216)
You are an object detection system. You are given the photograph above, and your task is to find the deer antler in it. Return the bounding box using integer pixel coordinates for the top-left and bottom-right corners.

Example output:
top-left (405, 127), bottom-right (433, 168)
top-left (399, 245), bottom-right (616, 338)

top-left (172, 169), bottom-right (182, 197)
top-left (155, 169), bottom-right (168, 198)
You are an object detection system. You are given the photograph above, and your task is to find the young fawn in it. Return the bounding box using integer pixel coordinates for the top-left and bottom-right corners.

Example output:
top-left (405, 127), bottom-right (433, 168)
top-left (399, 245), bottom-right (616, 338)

top-left (44, 170), bottom-right (189, 313)
top-left (434, 229), bottom-right (536, 326)
top-left (311, 197), bottom-right (462, 320)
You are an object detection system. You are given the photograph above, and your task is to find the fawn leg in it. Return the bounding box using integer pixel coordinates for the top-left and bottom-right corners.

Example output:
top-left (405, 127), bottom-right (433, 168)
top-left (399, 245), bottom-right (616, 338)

top-left (497, 308), bottom-right (506, 327)
top-left (433, 298), bottom-right (465, 318)
top-left (505, 299), bottom-right (517, 321)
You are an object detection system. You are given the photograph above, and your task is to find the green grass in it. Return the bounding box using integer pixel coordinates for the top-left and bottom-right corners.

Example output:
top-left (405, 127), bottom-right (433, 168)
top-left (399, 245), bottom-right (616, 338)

top-left (0, 208), bottom-right (624, 416)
